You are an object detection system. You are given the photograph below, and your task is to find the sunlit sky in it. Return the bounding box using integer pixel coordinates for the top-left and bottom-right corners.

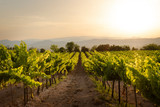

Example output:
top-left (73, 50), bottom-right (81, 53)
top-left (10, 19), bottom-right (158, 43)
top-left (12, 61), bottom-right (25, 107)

top-left (0, 0), bottom-right (160, 40)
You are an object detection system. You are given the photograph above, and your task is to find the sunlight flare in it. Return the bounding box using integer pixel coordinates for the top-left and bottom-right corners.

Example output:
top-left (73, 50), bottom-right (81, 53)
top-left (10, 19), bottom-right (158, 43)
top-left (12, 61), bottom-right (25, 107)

top-left (103, 0), bottom-right (158, 35)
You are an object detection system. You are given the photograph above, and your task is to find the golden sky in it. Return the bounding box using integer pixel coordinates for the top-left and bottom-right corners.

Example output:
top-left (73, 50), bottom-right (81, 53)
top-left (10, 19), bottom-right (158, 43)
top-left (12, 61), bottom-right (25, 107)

top-left (0, 0), bottom-right (160, 40)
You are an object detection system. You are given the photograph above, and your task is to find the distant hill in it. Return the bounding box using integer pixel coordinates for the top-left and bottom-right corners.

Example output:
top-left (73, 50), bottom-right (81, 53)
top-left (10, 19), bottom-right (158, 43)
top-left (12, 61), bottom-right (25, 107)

top-left (1, 36), bottom-right (160, 49)
top-left (0, 40), bottom-right (21, 47)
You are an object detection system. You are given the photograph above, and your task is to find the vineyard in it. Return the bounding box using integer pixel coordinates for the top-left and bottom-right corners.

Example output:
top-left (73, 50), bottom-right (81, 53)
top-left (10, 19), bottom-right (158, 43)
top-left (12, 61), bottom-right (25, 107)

top-left (0, 42), bottom-right (79, 106)
top-left (0, 42), bottom-right (160, 107)
top-left (81, 51), bottom-right (160, 106)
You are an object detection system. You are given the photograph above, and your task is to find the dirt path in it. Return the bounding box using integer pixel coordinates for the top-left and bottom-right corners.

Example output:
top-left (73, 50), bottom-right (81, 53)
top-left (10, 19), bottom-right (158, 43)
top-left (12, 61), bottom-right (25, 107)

top-left (26, 55), bottom-right (107, 107)
top-left (0, 84), bottom-right (24, 107)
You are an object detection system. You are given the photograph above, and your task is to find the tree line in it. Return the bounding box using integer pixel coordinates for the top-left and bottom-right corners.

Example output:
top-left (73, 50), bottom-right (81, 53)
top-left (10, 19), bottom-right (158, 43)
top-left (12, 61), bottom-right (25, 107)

top-left (50, 42), bottom-right (160, 52)
top-left (7, 41), bottom-right (160, 52)
top-left (50, 42), bottom-right (131, 52)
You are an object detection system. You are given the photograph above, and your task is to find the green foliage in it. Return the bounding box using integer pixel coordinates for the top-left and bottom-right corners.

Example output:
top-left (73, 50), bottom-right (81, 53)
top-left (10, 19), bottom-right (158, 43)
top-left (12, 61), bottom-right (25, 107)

top-left (40, 48), bottom-right (45, 53)
top-left (66, 52), bottom-right (79, 72)
top-left (0, 41), bottom-right (79, 89)
top-left (94, 44), bottom-right (130, 51)
top-left (66, 42), bottom-right (75, 52)
top-left (50, 44), bottom-right (59, 52)
top-left (81, 50), bottom-right (160, 104)
top-left (141, 44), bottom-right (160, 50)
top-left (81, 46), bottom-right (89, 52)
top-left (91, 45), bottom-right (97, 51)
top-left (74, 44), bottom-right (80, 52)
top-left (59, 47), bottom-right (66, 52)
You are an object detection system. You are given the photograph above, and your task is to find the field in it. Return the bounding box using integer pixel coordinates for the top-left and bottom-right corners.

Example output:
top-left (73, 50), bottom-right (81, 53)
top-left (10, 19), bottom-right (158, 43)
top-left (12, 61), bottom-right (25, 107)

top-left (0, 42), bottom-right (160, 107)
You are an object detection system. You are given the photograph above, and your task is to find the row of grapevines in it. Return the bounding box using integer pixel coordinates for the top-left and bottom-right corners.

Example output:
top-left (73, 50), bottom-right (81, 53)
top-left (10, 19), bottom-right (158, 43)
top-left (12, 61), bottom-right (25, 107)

top-left (81, 50), bottom-right (160, 105)
top-left (0, 41), bottom-right (79, 105)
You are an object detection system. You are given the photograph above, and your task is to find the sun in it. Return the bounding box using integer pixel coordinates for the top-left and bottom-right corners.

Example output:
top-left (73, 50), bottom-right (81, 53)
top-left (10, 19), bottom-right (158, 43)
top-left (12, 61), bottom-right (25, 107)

top-left (103, 0), bottom-right (157, 36)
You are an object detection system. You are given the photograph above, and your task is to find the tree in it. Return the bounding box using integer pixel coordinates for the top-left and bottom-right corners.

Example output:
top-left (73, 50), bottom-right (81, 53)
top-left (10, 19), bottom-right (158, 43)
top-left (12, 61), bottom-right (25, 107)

top-left (109, 45), bottom-right (130, 51)
top-left (81, 46), bottom-right (89, 52)
top-left (50, 44), bottom-right (59, 52)
top-left (109, 45), bottom-right (122, 51)
top-left (74, 44), bottom-right (80, 52)
top-left (59, 47), bottom-right (66, 52)
top-left (91, 45), bottom-right (97, 51)
top-left (66, 42), bottom-right (75, 52)
top-left (40, 48), bottom-right (45, 53)
top-left (132, 47), bottom-right (138, 50)
top-left (96, 44), bottom-right (110, 51)
top-left (141, 44), bottom-right (160, 50)
top-left (122, 45), bottom-right (130, 51)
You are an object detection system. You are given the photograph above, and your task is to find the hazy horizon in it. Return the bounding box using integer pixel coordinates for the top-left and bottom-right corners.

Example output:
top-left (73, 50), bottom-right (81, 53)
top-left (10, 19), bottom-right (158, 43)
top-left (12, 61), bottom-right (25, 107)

top-left (0, 0), bottom-right (160, 40)
top-left (1, 36), bottom-right (160, 41)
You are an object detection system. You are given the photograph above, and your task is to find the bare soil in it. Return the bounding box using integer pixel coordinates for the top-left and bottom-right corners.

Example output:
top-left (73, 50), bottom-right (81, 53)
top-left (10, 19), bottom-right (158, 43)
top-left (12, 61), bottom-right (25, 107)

top-left (26, 56), bottom-right (107, 107)
top-left (0, 84), bottom-right (24, 107)
top-left (109, 81), bottom-right (155, 107)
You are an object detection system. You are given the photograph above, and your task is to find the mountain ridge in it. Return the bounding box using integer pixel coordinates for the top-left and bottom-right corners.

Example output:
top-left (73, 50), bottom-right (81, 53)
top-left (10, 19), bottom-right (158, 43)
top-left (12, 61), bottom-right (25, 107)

top-left (0, 36), bottom-right (160, 49)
